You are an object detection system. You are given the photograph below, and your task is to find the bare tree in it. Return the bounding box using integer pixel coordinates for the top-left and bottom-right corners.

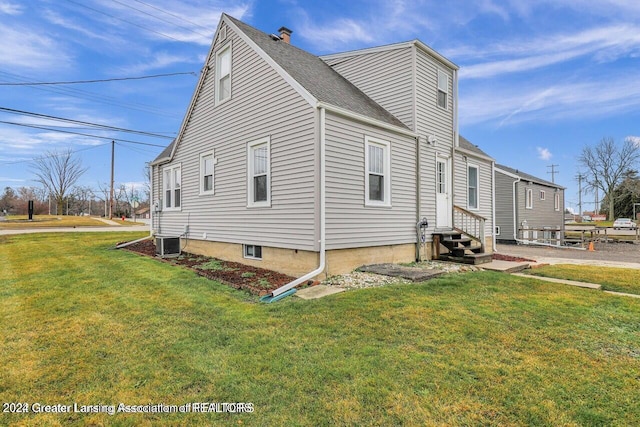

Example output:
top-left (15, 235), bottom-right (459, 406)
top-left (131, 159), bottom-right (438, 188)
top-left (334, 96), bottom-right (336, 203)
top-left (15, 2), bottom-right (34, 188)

top-left (31, 149), bottom-right (87, 216)
top-left (579, 137), bottom-right (640, 220)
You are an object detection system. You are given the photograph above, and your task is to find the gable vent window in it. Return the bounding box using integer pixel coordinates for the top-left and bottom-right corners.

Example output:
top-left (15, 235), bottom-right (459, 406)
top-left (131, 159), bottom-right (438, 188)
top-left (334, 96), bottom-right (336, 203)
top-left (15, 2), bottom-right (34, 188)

top-left (437, 69), bottom-right (449, 109)
top-left (216, 45), bottom-right (232, 104)
top-left (540, 190), bottom-right (546, 201)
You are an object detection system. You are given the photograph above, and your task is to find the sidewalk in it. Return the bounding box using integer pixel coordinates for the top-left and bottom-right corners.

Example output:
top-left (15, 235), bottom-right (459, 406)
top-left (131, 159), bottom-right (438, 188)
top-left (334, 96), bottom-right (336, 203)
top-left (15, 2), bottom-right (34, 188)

top-left (497, 243), bottom-right (640, 269)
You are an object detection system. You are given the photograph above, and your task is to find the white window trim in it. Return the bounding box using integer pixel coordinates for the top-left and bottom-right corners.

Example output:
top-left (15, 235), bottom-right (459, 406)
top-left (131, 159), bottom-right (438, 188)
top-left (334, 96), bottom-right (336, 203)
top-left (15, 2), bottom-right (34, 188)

top-left (467, 164), bottom-right (479, 211)
top-left (247, 136), bottom-right (271, 208)
top-left (243, 244), bottom-right (262, 260)
top-left (199, 151), bottom-right (217, 196)
top-left (437, 69), bottom-right (449, 110)
top-left (540, 190), bottom-right (546, 201)
top-left (364, 136), bottom-right (392, 207)
top-left (555, 192), bottom-right (561, 211)
top-left (162, 163), bottom-right (182, 212)
top-left (526, 188), bottom-right (533, 210)
top-left (215, 43), bottom-right (232, 105)
top-left (495, 226), bottom-right (501, 236)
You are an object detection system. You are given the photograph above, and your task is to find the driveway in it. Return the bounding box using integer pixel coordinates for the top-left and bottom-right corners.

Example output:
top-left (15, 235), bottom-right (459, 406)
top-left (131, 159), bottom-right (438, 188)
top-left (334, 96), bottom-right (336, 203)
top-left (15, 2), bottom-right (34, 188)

top-left (497, 242), bottom-right (640, 269)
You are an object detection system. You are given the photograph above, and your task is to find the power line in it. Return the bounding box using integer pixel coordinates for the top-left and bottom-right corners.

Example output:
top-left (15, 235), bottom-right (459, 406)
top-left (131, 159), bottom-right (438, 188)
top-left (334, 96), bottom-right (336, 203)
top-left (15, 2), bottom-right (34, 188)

top-left (0, 69), bottom-right (182, 119)
top-left (0, 71), bottom-right (196, 86)
top-left (0, 142), bottom-right (111, 165)
top-left (0, 107), bottom-right (174, 139)
top-left (65, 0), bottom-right (185, 42)
top-left (131, 0), bottom-right (214, 33)
top-left (0, 120), bottom-right (168, 147)
top-left (110, 0), bottom-right (212, 40)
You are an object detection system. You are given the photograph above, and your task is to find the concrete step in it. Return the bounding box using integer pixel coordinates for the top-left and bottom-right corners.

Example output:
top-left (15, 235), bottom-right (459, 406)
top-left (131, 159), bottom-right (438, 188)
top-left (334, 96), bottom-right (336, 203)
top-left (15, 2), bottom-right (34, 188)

top-left (439, 252), bottom-right (493, 265)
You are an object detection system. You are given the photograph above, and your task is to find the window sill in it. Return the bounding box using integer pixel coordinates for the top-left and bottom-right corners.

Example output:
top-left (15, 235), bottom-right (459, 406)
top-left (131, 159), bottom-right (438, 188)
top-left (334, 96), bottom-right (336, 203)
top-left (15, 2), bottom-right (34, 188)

top-left (247, 202), bottom-right (271, 209)
top-left (199, 190), bottom-right (215, 196)
top-left (215, 96), bottom-right (232, 107)
top-left (364, 201), bottom-right (392, 208)
top-left (163, 207), bottom-right (182, 212)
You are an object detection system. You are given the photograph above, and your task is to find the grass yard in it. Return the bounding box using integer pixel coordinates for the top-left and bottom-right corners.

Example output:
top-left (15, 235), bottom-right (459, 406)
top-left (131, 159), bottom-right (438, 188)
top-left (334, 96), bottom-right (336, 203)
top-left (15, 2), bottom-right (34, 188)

top-left (0, 215), bottom-right (110, 229)
top-left (1, 233), bottom-right (640, 426)
top-left (525, 264), bottom-right (640, 295)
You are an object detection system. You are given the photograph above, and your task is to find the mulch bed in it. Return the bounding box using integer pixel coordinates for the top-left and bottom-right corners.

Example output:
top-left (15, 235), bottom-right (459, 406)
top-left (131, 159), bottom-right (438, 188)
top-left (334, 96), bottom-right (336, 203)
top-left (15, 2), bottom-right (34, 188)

top-left (121, 239), bottom-right (296, 296)
top-left (492, 253), bottom-right (537, 263)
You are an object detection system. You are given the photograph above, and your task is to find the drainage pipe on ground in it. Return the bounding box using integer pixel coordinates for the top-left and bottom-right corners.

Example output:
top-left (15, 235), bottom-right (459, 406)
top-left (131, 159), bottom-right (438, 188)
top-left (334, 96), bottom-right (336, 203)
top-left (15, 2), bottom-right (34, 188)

top-left (114, 234), bottom-right (153, 249)
top-left (260, 107), bottom-right (327, 303)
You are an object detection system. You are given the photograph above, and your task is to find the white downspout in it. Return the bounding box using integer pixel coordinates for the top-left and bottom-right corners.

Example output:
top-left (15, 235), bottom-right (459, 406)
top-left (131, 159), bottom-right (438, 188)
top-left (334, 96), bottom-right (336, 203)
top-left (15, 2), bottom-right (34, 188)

top-left (491, 161), bottom-right (496, 252)
top-left (268, 107), bottom-right (326, 298)
top-left (512, 176), bottom-right (521, 241)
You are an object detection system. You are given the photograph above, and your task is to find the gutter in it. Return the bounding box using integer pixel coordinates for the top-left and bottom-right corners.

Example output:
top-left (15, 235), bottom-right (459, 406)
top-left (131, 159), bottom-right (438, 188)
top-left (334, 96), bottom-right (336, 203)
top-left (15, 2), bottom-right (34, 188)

top-left (491, 161), bottom-right (496, 252)
top-left (512, 176), bottom-right (521, 241)
top-left (260, 107), bottom-right (327, 303)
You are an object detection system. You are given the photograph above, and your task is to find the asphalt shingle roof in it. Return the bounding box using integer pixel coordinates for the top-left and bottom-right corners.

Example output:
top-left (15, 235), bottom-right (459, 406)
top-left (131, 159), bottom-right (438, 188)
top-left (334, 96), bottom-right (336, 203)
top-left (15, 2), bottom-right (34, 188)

top-left (458, 135), bottom-right (493, 159)
top-left (496, 163), bottom-right (565, 189)
top-left (226, 15), bottom-right (409, 130)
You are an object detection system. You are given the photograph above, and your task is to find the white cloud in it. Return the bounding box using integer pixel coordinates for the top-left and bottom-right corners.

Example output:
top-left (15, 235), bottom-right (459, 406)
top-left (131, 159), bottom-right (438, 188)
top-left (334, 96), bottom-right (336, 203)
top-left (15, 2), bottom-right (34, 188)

top-left (0, 26), bottom-right (72, 70)
top-left (627, 136), bottom-right (640, 146)
top-left (0, 176), bottom-right (25, 182)
top-left (457, 24), bottom-right (640, 79)
top-left (0, 1), bottom-right (22, 15)
top-left (537, 147), bottom-right (552, 161)
top-left (118, 52), bottom-right (197, 75)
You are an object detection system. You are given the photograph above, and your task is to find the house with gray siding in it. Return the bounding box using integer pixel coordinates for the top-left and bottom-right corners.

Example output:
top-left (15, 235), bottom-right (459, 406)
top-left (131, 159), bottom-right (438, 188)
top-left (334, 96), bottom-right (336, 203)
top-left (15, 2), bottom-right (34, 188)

top-left (150, 14), bottom-right (492, 293)
top-left (494, 165), bottom-right (565, 245)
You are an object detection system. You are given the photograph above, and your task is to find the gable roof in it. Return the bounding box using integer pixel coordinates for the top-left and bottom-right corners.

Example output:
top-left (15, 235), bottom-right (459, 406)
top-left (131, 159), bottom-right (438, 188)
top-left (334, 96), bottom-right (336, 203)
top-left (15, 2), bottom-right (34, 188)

top-left (152, 14), bottom-right (415, 166)
top-left (496, 163), bottom-right (565, 189)
top-left (320, 40), bottom-right (459, 71)
top-left (458, 135), bottom-right (494, 161)
top-left (225, 15), bottom-right (408, 130)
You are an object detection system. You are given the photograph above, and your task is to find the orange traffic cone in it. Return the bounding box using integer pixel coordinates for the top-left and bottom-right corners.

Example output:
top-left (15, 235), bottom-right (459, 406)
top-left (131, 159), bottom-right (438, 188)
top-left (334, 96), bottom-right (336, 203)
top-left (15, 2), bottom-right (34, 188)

top-left (588, 241), bottom-right (595, 251)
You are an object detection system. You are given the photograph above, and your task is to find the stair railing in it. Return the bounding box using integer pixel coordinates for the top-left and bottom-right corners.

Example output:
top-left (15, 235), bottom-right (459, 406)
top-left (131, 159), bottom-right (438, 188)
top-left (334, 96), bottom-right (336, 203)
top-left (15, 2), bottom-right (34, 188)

top-left (453, 205), bottom-right (486, 251)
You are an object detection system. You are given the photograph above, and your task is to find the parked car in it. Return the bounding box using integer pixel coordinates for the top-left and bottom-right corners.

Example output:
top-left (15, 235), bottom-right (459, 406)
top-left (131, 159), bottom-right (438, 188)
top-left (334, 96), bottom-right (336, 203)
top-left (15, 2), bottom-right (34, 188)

top-left (613, 218), bottom-right (637, 230)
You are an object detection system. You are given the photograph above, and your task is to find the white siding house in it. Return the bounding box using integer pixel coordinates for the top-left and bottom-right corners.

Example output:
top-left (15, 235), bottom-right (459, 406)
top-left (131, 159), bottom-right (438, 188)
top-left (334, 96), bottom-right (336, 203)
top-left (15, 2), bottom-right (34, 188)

top-left (151, 14), bottom-right (492, 286)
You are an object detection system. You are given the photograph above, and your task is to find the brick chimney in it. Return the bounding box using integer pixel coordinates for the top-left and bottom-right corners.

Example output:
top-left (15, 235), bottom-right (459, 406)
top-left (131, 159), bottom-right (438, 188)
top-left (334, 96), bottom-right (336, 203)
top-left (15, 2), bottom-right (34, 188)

top-left (278, 26), bottom-right (292, 44)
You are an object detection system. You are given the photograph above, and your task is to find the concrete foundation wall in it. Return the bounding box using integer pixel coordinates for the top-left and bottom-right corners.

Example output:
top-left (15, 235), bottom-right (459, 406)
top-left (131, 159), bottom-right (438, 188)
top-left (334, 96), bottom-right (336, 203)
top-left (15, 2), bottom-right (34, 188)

top-left (181, 239), bottom-right (418, 279)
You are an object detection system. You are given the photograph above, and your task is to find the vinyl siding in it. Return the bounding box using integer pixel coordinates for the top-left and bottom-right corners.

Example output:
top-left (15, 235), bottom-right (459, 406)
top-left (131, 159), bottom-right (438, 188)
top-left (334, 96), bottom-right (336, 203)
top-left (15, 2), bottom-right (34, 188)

top-left (415, 48), bottom-right (455, 233)
top-left (454, 151), bottom-right (493, 239)
top-left (516, 182), bottom-right (565, 236)
top-left (324, 47), bottom-right (415, 130)
top-left (494, 171), bottom-right (517, 240)
top-left (152, 23), bottom-right (317, 251)
top-left (325, 111), bottom-right (417, 250)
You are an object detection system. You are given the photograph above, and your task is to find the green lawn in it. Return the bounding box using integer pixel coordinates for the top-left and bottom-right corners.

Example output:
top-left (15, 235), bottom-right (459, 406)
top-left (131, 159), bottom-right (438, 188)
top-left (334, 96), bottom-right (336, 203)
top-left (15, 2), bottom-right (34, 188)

top-left (525, 264), bottom-right (640, 295)
top-left (0, 215), bottom-right (111, 229)
top-left (1, 233), bottom-right (640, 426)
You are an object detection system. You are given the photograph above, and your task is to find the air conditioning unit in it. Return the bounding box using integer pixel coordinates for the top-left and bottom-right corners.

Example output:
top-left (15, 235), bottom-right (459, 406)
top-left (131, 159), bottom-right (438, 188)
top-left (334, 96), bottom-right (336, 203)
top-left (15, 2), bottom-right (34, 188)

top-left (156, 236), bottom-right (181, 258)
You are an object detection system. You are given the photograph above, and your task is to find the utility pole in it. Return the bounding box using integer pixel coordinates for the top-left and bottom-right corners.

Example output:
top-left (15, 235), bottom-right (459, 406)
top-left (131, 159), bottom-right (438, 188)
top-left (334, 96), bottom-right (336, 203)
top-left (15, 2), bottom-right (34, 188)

top-left (547, 164), bottom-right (559, 183)
top-left (109, 140), bottom-right (115, 219)
top-left (576, 173), bottom-right (585, 217)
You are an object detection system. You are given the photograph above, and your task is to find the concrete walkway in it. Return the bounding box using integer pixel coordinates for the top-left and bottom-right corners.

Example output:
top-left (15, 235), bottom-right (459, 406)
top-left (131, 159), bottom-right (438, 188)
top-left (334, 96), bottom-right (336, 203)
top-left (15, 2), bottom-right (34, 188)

top-left (513, 273), bottom-right (640, 299)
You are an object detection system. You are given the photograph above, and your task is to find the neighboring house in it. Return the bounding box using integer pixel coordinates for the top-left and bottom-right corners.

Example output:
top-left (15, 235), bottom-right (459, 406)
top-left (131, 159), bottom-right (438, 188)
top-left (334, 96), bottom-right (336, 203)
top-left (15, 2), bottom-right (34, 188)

top-left (150, 14), bottom-right (492, 282)
top-left (494, 164), bottom-right (565, 245)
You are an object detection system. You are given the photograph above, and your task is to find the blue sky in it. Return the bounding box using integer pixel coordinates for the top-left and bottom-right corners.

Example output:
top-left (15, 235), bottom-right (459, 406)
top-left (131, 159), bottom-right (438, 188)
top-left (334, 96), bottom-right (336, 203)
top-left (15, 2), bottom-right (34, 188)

top-left (1, 0), bottom-right (639, 212)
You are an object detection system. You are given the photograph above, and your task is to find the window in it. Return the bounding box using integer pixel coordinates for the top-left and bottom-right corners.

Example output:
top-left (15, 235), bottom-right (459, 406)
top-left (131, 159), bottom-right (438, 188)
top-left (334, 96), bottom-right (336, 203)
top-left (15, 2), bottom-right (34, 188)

top-left (540, 190), bottom-right (546, 201)
top-left (437, 161), bottom-right (446, 194)
top-left (495, 226), bottom-right (501, 236)
top-left (468, 165), bottom-right (479, 210)
top-left (365, 137), bottom-right (391, 206)
top-left (163, 164), bottom-right (181, 211)
top-left (555, 192), bottom-right (561, 211)
top-left (216, 45), bottom-right (231, 104)
top-left (437, 69), bottom-right (448, 109)
top-left (200, 152), bottom-right (217, 195)
top-left (248, 137), bottom-right (270, 207)
top-left (526, 188), bottom-right (533, 209)
top-left (244, 244), bottom-right (262, 260)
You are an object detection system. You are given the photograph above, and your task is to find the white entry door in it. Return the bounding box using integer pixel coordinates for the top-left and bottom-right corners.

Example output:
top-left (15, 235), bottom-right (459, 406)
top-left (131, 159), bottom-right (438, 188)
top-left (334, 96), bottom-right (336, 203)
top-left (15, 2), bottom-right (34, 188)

top-left (436, 157), bottom-right (452, 228)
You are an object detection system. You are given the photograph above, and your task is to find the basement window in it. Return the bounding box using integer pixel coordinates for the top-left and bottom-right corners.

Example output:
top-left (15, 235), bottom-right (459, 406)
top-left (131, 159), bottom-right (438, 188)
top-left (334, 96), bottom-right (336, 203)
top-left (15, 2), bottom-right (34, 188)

top-left (243, 244), bottom-right (262, 260)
